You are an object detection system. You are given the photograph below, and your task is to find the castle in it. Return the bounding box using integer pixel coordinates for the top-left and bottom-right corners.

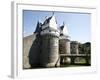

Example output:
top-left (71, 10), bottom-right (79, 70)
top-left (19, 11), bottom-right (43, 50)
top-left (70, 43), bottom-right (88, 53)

top-left (23, 14), bottom-right (80, 69)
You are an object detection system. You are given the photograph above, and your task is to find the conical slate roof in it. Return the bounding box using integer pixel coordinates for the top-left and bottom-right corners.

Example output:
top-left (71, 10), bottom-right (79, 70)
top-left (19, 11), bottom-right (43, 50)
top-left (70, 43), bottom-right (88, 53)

top-left (42, 13), bottom-right (57, 30)
top-left (34, 21), bottom-right (42, 33)
top-left (49, 14), bottom-right (57, 30)
top-left (42, 16), bottom-right (52, 25)
top-left (63, 22), bottom-right (68, 35)
top-left (60, 22), bottom-right (68, 36)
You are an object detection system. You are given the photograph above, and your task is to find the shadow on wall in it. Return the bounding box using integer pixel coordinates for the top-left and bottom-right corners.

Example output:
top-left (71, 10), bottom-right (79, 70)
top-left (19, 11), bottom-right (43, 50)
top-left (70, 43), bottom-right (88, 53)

top-left (29, 34), bottom-right (41, 68)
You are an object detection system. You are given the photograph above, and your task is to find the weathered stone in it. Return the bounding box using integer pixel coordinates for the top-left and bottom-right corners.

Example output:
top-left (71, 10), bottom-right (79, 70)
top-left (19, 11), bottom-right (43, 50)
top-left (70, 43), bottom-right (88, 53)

top-left (59, 36), bottom-right (71, 64)
top-left (23, 33), bottom-right (42, 69)
top-left (40, 34), bottom-right (60, 67)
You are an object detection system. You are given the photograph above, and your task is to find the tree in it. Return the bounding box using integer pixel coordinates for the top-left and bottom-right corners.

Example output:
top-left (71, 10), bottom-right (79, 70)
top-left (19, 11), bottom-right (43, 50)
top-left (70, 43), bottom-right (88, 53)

top-left (83, 42), bottom-right (91, 54)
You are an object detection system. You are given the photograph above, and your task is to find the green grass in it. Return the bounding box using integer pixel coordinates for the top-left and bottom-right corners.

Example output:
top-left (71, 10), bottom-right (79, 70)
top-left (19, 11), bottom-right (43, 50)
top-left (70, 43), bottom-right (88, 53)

top-left (60, 64), bottom-right (90, 67)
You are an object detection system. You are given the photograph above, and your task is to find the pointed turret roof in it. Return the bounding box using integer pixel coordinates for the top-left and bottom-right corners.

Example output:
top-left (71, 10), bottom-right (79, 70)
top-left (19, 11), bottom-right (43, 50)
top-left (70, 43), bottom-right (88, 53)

top-left (60, 22), bottom-right (68, 36)
top-left (49, 13), bottom-right (57, 30)
top-left (42, 13), bottom-right (58, 30)
top-left (42, 12), bottom-right (55, 25)
top-left (63, 22), bottom-right (68, 35)
top-left (42, 16), bottom-right (52, 25)
top-left (34, 21), bottom-right (42, 33)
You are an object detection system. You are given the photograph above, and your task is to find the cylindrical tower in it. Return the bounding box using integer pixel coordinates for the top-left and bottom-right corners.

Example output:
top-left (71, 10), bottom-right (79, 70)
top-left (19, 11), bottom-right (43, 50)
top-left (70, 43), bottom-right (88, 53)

top-left (40, 15), bottom-right (60, 67)
top-left (59, 22), bottom-right (71, 64)
top-left (59, 36), bottom-right (71, 64)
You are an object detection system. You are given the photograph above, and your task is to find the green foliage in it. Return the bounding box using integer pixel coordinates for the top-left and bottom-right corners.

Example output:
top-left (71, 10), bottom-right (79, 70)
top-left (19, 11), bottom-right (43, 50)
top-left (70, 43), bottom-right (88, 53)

top-left (78, 42), bottom-right (91, 54)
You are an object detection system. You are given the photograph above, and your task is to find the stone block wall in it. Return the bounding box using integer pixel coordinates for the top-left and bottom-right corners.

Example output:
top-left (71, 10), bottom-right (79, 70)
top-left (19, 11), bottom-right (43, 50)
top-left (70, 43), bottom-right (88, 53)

top-left (23, 34), bottom-right (41, 69)
top-left (40, 34), bottom-right (60, 67)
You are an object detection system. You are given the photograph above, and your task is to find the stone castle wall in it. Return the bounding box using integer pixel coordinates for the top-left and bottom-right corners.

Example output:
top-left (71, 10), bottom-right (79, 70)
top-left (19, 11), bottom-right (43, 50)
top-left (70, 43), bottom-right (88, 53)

top-left (40, 34), bottom-right (60, 67)
top-left (59, 39), bottom-right (70, 54)
top-left (59, 38), bottom-right (71, 64)
top-left (23, 34), bottom-right (41, 69)
top-left (23, 33), bottom-right (60, 68)
top-left (71, 41), bottom-right (79, 54)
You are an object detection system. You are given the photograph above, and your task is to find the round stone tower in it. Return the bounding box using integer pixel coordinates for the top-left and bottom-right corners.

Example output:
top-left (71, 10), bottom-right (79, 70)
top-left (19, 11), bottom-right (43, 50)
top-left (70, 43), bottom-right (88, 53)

top-left (40, 14), bottom-right (60, 67)
top-left (59, 22), bottom-right (71, 64)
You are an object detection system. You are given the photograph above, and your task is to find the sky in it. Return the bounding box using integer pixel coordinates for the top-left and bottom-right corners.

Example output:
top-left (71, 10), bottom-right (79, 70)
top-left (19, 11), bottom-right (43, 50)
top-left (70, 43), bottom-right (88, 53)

top-left (23, 10), bottom-right (91, 43)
